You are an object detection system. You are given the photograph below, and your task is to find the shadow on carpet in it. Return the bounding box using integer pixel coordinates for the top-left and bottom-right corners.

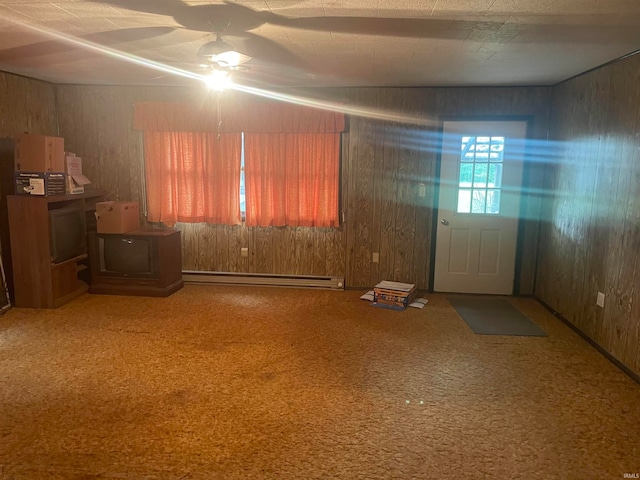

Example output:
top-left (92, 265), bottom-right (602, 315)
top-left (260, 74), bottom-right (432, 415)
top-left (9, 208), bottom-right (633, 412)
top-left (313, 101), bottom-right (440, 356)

top-left (448, 296), bottom-right (547, 336)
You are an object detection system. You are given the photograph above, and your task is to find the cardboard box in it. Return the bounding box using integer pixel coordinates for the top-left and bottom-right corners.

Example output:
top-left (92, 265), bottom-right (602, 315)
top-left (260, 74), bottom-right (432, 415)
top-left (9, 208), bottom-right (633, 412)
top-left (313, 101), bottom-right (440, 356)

top-left (15, 133), bottom-right (65, 172)
top-left (14, 171), bottom-right (66, 196)
top-left (65, 153), bottom-right (91, 194)
top-left (96, 201), bottom-right (140, 234)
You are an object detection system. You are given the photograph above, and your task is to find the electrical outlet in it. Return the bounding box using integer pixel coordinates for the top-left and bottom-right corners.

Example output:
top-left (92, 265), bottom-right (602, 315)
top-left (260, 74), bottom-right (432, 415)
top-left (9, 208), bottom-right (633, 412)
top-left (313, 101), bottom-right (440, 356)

top-left (596, 291), bottom-right (605, 308)
top-left (418, 183), bottom-right (426, 198)
top-left (241, 247), bottom-right (248, 258)
top-left (372, 252), bottom-right (379, 263)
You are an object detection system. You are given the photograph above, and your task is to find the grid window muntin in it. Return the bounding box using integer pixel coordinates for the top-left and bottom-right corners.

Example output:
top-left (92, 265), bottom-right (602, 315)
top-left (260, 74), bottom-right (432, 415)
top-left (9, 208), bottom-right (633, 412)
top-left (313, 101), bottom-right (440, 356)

top-left (457, 136), bottom-right (505, 214)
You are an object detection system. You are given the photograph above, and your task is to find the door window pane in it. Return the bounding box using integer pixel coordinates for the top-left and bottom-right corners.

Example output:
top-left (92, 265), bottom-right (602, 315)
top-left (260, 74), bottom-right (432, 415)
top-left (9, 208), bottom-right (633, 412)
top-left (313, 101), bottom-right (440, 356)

top-left (488, 163), bottom-right (502, 188)
top-left (487, 189), bottom-right (501, 214)
top-left (456, 135), bottom-right (505, 214)
top-left (490, 137), bottom-right (505, 162)
top-left (459, 163), bottom-right (473, 187)
top-left (473, 163), bottom-right (488, 188)
top-left (457, 189), bottom-right (471, 213)
top-left (471, 189), bottom-right (487, 213)
top-left (461, 137), bottom-right (477, 162)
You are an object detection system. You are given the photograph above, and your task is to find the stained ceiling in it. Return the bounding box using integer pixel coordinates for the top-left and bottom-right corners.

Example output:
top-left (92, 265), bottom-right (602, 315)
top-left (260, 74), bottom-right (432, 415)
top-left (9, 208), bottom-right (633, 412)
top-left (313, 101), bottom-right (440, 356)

top-left (0, 0), bottom-right (639, 89)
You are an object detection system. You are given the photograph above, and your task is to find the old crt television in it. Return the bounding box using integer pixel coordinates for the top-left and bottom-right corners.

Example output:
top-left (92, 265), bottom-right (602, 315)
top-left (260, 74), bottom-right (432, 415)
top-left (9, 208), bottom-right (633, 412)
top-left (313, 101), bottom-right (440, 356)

top-left (90, 229), bottom-right (182, 297)
top-left (98, 235), bottom-right (158, 278)
top-left (49, 204), bottom-right (86, 264)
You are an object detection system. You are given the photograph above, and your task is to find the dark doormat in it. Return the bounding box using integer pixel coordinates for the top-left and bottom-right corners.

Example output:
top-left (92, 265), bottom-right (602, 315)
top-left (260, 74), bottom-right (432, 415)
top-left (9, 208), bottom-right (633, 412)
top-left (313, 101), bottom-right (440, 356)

top-left (448, 296), bottom-right (547, 336)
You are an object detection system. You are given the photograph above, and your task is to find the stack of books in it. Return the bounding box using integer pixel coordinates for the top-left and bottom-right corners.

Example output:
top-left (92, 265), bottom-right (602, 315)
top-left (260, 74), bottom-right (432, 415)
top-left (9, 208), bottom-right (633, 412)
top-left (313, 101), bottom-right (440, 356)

top-left (373, 281), bottom-right (417, 310)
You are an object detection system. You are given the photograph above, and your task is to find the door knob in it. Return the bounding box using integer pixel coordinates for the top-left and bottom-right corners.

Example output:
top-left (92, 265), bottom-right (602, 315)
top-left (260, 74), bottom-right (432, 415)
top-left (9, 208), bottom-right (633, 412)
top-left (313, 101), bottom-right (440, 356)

top-left (440, 219), bottom-right (449, 226)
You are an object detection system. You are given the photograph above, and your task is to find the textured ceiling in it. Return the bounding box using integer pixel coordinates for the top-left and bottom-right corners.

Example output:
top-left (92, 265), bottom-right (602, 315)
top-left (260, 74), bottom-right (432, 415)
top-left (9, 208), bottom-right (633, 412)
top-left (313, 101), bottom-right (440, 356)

top-left (0, 0), bottom-right (639, 88)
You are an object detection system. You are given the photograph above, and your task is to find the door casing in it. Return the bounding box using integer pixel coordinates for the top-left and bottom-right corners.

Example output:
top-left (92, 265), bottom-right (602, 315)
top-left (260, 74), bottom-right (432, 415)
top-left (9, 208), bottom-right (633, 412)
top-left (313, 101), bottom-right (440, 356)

top-left (431, 118), bottom-right (530, 295)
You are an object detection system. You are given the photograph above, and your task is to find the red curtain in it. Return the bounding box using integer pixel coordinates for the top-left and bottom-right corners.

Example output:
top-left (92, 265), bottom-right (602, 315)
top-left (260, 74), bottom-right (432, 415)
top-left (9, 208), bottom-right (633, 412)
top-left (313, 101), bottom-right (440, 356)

top-left (144, 131), bottom-right (242, 226)
top-left (244, 133), bottom-right (340, 227)
top-left (135, 100), bottom-right (344, 228)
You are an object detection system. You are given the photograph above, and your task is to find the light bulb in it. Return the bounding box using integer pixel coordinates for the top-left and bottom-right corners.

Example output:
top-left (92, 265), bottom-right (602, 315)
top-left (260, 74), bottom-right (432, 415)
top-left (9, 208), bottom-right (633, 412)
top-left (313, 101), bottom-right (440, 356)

top-left (203, 69), bottom-right (232, 91)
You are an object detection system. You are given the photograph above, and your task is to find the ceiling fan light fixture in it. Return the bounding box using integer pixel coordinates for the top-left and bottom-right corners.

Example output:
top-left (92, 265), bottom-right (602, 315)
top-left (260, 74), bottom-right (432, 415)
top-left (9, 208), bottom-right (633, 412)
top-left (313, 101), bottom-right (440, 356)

top-left (203, 68), bottom-right (232, 91)
top-left (215, 50), bottom-right (251, 67)
top-left (197, 39), bottom-right (251, 67)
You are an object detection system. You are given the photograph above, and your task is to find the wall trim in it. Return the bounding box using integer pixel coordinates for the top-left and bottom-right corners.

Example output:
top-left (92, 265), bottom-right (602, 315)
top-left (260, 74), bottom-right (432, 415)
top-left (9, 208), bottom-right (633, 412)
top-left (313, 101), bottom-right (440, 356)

top-left (554, 48), bottom-right (640, 86)
top-left (430, 116), bottom-right (535, 295)
top-left (535, 297), bottom-right (640, 386)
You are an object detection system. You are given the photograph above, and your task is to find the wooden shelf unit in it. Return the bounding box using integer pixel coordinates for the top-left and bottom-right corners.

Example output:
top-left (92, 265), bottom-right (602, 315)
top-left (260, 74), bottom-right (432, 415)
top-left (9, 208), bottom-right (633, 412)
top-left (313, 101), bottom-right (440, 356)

top-left (7, 190), bottom-right (106, 308)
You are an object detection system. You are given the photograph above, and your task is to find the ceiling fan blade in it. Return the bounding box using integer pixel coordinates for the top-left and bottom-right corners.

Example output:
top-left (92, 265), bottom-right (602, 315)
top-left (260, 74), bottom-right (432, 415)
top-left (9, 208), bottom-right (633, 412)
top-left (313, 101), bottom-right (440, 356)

top-left (173, 3), bottom-right (272, 34)
top-left (94, 2), bottom-right (499, 42)
top-left (230, 66), bottom-right (315, 88)
top-left (0, 27), bottom-right (174, 62)
top-left (91, 0), bottom-right (187, 17)
top-left (88, 26), bottom-right (176, 43)
top-left (269, 15), bottom-right (499, 40)
top-left (96, 0), bottom-right (272, 34)
top-left (228, 32), bottom-right (308, 71)
top-left (269, 11), bottom-right (640, 45)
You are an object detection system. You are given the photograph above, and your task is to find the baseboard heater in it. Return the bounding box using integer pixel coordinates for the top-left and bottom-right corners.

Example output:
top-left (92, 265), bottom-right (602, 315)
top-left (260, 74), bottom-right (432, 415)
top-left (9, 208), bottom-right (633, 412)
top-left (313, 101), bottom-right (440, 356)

top-left (182, 271), bottom-right (345, 290)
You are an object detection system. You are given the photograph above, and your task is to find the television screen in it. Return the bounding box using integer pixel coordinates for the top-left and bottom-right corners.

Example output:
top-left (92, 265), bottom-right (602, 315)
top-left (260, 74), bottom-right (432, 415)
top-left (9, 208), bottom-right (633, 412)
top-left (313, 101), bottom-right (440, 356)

top-left (101, 237), bottom-right (153, 275)
top-left (49, 205), bottom-right (86, 264)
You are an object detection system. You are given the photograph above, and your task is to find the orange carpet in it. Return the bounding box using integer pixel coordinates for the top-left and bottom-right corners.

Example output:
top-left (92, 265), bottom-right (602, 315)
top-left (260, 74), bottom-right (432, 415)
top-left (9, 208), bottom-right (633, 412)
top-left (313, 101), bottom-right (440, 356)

top-left (0, 286), bottom-right (638, 479)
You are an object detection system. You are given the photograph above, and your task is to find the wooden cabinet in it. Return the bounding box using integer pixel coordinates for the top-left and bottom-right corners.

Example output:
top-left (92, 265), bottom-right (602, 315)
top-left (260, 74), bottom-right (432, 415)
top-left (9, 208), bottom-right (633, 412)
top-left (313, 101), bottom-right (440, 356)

top-left (0, 138), bottom-right (16, 308)
top-left (88, 228), bottom-right (183, 297)
top-left (7, 190), bottom-right (106, 308)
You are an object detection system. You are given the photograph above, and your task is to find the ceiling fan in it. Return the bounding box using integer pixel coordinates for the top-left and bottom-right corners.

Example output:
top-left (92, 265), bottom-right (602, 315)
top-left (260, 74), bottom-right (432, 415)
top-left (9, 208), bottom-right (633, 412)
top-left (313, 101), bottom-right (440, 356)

top-left (91, 0), bottom-right (596, 86)
top-left (92, 0), bottom-right (494, 85)
top-left (3, 1), bottom-right (636, 87)
top-left (95, 0), bottom-right (477, 39)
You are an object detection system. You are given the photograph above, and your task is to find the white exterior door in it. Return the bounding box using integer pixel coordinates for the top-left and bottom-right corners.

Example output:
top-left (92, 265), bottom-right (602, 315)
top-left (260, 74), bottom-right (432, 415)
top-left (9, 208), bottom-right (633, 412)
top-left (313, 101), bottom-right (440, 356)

top-left (434, 121), bottom-right (527, 294)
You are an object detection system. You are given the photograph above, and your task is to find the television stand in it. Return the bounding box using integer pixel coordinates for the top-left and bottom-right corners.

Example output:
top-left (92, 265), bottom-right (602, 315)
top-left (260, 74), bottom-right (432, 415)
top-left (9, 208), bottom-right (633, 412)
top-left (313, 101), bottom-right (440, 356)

top-left (7, 191), bottom-right (106, 308)
top-left (88, 228), bottom-right (183, 297)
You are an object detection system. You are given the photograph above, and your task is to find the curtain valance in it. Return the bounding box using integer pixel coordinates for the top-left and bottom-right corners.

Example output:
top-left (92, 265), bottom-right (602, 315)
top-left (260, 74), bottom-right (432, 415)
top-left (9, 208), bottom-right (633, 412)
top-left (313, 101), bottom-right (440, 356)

top-left (134, 101), bottom-right (345, 133)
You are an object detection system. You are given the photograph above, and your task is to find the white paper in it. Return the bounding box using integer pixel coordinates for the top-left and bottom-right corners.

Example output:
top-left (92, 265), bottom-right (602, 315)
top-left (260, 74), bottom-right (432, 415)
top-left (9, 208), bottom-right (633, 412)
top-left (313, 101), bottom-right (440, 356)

top-left (66, 154), bottom-right (91, 185)
top-left (360, 290), bottom-right (375, 301)
top-left (71, 174), bottom-right (91, 185)
top-left (374, 281), bottom-right (415, 292)
top-left (408, 298), bottom-right (428, 309)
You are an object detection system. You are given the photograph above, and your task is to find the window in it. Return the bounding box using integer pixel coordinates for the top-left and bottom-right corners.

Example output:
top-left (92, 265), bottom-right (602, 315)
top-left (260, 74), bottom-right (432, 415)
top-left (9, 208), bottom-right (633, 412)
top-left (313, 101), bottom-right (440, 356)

top-left (457, 136), bottom-right (504, 214)
top-left (143, 131), bottom-right (242, 226)
top-left (134, 101), bottom-right (345, 227)
top-left (243, 132), bottom-right (341, 227)
top-left (143, 131), bottom-right (340, 227)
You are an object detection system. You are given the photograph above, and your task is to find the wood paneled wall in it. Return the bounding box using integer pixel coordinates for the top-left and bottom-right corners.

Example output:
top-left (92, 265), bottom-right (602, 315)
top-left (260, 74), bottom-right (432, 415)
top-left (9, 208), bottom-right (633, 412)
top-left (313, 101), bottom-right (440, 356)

top-left (536, 54), bottom-right (640, 376)
top-left (54, 84), bottom-right (551, 290)
top-left (0, 71), bottom-right (58, 138)
top-left (5, 60), bottom-right (638, 374)
top-left (341, 87), bottom-right (551, 291)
